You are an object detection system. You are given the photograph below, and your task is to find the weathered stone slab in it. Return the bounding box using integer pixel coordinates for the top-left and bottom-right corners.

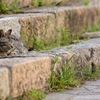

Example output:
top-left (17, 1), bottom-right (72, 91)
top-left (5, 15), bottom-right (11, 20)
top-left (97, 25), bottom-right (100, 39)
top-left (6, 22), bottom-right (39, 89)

top-left (0, 6), bottom-right (100, 49)
top-left (0, 57), bottom-right (52, 98)
top-left (20, 6), bottom-right (100, 48)
top-left (0, 67), bottom-right (10, 100)
top-left (14, 0), bottom-right (100, 8)
top-left (4, 0), bottom-right (61, 8)
top-left (82, 32), bottom-right (100, 38)
top-left (71, 95), bottom-right (100, 100)
top-left (43, 92), bottom-right (74, 100)
top-left (64, 6), bottom-right (100, 34)
top-left (0, 5), bottom-right (100, 99)
top-left (0, 17), bottom-right (21, 37)
top-left (62, 0), bottom-right (100, 6)
top-left (18, 13), bottom-right (56, 47)
top-left (41, 38), bottom-right (100, 72)
top-left (0, 38), bottom-right (100, 99)
top-left (44, 74), bottom-right (100, 100)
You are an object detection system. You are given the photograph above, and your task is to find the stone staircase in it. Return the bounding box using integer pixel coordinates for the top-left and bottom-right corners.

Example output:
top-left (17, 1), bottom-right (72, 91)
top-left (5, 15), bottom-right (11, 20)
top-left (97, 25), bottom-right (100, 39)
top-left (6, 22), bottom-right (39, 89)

top-left (0, 2), bottom-right (100, 99)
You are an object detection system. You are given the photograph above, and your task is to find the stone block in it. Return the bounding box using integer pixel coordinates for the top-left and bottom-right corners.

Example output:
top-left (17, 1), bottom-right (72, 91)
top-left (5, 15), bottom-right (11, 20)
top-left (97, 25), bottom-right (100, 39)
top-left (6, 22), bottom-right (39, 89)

top-left (4, 0), bottom-right (61, 8)
top-left (0, 38), bottom-right (100, 99)
top-left (19, 13), bottom-right (56, 47)
top-left (0, 17), bottom-right (21, 37)
top-left (0, 57), bottom-right (52, 98)
top-left (21, 6), bottom-right (100, 48)
top-left (49, 38), bottom-right (100, 73)
top-left (0, 67), bottom-right (10, 100)
top-left (65, 6), bottom-right (98, 34)
top-left (82, 32), bottom-right (100, 38)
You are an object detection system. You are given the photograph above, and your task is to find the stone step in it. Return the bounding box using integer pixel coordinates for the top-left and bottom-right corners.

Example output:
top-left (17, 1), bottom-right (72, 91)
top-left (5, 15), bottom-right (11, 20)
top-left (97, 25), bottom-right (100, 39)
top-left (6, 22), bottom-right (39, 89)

top-left (3, 0), bottom-right (100, 8)
top-left (0, 17), bottom-right (20, 37)
top-left (0, 4), bottom-right (100, 99)
top-left (3, 0), bottom-right (62, 8)
top-left (0, 38), bottom-right (100, 99)
top-left (0, 5), bottom-right (100, 48)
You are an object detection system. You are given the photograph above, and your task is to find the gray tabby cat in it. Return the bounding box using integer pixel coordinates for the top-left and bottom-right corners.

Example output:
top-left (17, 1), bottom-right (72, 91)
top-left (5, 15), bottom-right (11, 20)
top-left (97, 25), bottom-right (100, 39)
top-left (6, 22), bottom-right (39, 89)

top-left (0, 29), bottom-right (28, 56)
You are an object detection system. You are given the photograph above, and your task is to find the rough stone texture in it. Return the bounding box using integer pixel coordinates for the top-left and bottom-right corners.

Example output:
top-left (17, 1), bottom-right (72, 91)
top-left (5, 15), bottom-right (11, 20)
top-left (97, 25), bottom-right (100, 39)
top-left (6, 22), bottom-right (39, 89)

top-left (0, 38), bottom-right (100, 99)
top-left (65, 6), bottom-right (99, 34)
top-left (19, 13), bottom-right (56, 47)
top-left (19, 0), bottom-right (32, 7)
top-left (3, 0), bottom-right (32, 8)
top-left (0, 6), bottom-right (100, 49)
top-left (0, 17), bottom-right (21, 37)
top-left (82, 32), bottom-right (100, 38)
top-left (4, 0), bottom-right (61, 8)
top-left (0, 67), bottom-right (10, 100)
top-left (20, 6), bottom-right (100, 48)
top-left (44, 79), bottom-right (100, 100)
top-left (0, 5), bottom-right (100, 99)
top-left (44, 93), bottom-right (74, 100)
top-left (0, 57), bottom-right (52, 98)
top-left (3, 0), bottom-right (100, 8)
top-left (62, 0), bottom-right (100, 6)
top-left (39, 38), bottom-right (100, 73)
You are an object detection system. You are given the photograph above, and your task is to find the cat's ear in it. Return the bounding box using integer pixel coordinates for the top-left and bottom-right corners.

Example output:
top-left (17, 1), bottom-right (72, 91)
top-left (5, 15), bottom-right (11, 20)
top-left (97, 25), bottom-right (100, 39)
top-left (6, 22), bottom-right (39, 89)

top-left (0, 29), bottom-right (4, 37)
top-left (5, 29), bottom-right (12, 36)
top-left (0, 29), bottom-right (4, 34)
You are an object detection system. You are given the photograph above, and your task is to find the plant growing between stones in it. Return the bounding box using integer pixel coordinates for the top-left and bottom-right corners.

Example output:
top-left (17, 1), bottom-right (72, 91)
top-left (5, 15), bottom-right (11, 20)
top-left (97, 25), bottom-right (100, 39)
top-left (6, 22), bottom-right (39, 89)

top-left (24, 89), bottom-right (46, 100)
top-left (81, 65), bottom-right (100, 80)
top-left (23, 33), bottom-right (45, 51)
top-left (14, 89), bottom-right (46, 100)
top-left (29, 17), bottom-right (46, 51)
top-left (0, 0), bottom-right (21, 14)
top-left (0, 1), bottom-right (10, 14)
top-left (83, 0), bottom-right (89, 6)
top-left (48, 55), bottom-right (79, 91)
top-left (21, 27), bottom-right (85, 51)
top-left (9, 0), bottom-right (21, 13)
top-left (48, 55), bottom-right (100, 91)
top-left (87, 19), bottom-right (100, 32)
top-left (21, 7), bottom-right (100, 51)
top-left (21, 17), bottom-right (45, 51)
top-left (33, 0), bottom-right (42, 7)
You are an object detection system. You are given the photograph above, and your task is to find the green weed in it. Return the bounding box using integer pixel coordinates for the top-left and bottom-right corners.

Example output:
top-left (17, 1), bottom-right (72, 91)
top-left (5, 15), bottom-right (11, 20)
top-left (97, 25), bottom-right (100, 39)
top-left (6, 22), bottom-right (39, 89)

top-left (83, 0), bottom-right (89, 6)
top-left (82, 65), bottom-right (100, 80)
top-left (54, 55), bottom-right (59, 64)
top-left (0, 0), bottom-right (21, 14)
top-left (0, 1), bottom-right (10, 14)
top-left (87, 19), bottom-right (100, 32)
top-left (32, 37), bottom-right (45, 51)
top-left (75, 64), bottom-right (100, 81)
top-left (34, 0), bottom-right (42, 7)
top-left (25, 34), bottom-right (45, 51)
top-left (29, 17), bottom-right (45, 51)
top-left (58, 28), bottom-right (80, 46)
top-left (48, 55), bottom-right (79, 91)
top-left (16, 89), bottom-right (46, 100)
top-left (66, 46), bottom-right (72, 50)
top-left (9, 0), bottom-right (21, 13)
top-left (60, 28), bottom-right (69, 45)
top-left (25, 89), bottom-right (46, 100)
top-left (48, 54), bottom-right (100, 92)
top-left (21, 27), bottom-right (82, 51)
